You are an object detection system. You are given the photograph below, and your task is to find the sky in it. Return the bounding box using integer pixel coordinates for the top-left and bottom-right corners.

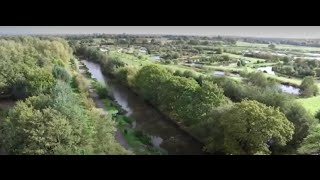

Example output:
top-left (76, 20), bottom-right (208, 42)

top-left (0, 26), bottom-right (319, 39)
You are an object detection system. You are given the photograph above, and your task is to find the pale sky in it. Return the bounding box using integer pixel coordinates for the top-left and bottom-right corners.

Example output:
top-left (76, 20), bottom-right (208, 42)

top-left (0, 26), bottom-right (319, 39)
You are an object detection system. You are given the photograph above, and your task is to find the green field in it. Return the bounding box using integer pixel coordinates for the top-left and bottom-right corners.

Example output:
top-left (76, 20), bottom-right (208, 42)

top-left (237, 41), bottom-right (320, 52)
top-left (224, 53), bottom-right (267, 63)
top-left (297, 96), bottom-right (320, 115)
top-left (109, 43), bottom-right (320, 116)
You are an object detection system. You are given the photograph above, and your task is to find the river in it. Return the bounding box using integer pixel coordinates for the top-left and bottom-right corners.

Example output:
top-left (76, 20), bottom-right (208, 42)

top-left (82, 60), bottom-right (205, 155)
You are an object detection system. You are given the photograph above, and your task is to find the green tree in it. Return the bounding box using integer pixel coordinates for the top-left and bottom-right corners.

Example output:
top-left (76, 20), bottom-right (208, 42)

top-left (216, 48), bottom-right (223, 54)
top-left (269, 44), bottom-right (276, 49)
top-left (173, 70), bottom-right (183, 76)
top-left (282, 57), bottom-right (291, 64)
top-left (315, 68), bottom-right (320, 77)
top-left (246, 72), bottom-right (270, 88)
top-left (298, 125), bottom-right (320, 155)
top-left (190, 104), bottom-right (233, 153)
top-left (158, 76), bottom-right (199, 118)
top-left (270, 101), bottom-right (317, 154)
top-left (220, 100), bottom-right (294, 155)
top-left (92, 81), bottom-right (109, 99)
top-left (315, 110), bottom-right (320, 121)
top-left (52, 65), bottom-right (71, 83)
top-left (0, 102), bottom-right (75, 155)
top-left (183, 70), bottom-right (195, 78)
top-left (188, 81), bottom-right (227, 125)
top-left (237, 60), bottom-right (242, 67)
top-left (188, 39), bottom-right (200, 45)
top-left (134, 65), bottom-right (170, 105)
top-left (26, 69), bottom-right (56, 96)
top-left (300, 76), bottom-right (319, 97)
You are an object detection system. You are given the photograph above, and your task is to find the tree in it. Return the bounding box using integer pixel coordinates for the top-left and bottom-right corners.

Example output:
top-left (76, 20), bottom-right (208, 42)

top-left (269, 101), bottom-right (318, 154)
top-left (188, 39), bottom-right (200, 45)
top-left (52, 65), bottom-right (71, 83)
top-left (300, 76), bottom-right (319, 97)
top-left (315, 110), bottom-right (320, 121)
top-left (190, 104), bottom-right (233, 154)
top-left (282, 57), bottom-right (291, 64)
top-left (26, 69), bottom-right (56, 96)
top-left (0, 102), bottom-right (75, 155)
top-left (183, 70), bottom-right (195, 78)
top-left (241, 59), bottom-right (247, 66)
top-left (237, 60), bottom-right (241, 67)
top-left (315, 68), bottom-right (320, 77)
top-left (283, 66), bottom-right (295, 76)
top-left (268, 44), bottom-right (276, 49)
top-left (134, 65), bottom-right (170, 105)
top-left (220, 100), bottom-right (294, 155)
top-left (246, 72), bottom-right (270, 88)
top-left (237, 59), bottom-right (246, 67)
top-left (216, 48), bottom-right (223, 54)
top-left (188, 81), bottom-right (227, 125)
top-left (201, 41), bottom-right (209, 45)
top-left (298, 125), bottom-right (320, 154)
top-left (158, 76), bottom-right (199, 117)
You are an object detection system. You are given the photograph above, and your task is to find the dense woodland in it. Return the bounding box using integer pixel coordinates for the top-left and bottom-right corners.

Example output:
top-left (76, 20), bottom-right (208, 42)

top-left (0, 37), bottom-right (128, 155)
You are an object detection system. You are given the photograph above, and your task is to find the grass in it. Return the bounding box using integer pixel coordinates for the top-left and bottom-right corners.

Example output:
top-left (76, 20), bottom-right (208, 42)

top-left (264, 74), bottom-right (302, 86)
top-left (92, 81), bottom-right (109, 99)
top-left (116, 115), bottom-right (133, 127)
top-left (116, 116), bottom-right (167, 155)
top-left (237, 41), bottom-right (320, 52)
top-left (122, 129), bottom-right (167, 155)
top-left (224, 53), bottom-right (267, 63)
top-left (297, 96), bottom-right (320, 115)
top-left (102, 99), bottom-right (119, 115)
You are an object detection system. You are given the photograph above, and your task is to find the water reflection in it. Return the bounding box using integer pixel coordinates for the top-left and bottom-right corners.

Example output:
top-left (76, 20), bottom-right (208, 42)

top-left (82, 60), bottom-right (205, 155)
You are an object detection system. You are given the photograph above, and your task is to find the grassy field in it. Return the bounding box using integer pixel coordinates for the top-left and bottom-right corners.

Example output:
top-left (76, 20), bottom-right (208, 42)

top-left (109, 46), bottom-right (320, 116)
top-left (297, 96), bottom-right (320, 115)
top-left (224, 53), bottom-right (267, 63)
top-left (237, 41), bottom-right (320, 52)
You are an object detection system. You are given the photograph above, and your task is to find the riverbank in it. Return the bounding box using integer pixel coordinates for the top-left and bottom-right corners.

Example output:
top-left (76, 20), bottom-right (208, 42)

top-left (100, 67), bottom-right (207, 146)
top-left (78, 60), bottom-right (170, 155)
top-left (81, 59), bottom-right (206, 155)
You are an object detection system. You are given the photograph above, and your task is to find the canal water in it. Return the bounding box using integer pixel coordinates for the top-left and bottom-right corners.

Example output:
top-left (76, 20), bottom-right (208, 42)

top-left (82, 60), bottom-right (205, 155)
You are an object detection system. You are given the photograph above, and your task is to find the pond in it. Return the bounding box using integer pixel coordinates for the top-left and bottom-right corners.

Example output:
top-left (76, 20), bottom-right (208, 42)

top-left (213, 71), bottom-right (225, 76)
top-left (212, 70), bottom-right (300, 95)
top-left (257, 66), bottom-right (275, 75)
top-left (279, 84), bottom-right (300, 95)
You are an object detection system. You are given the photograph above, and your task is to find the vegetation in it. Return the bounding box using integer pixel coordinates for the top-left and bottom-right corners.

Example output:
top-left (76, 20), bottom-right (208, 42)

top-left (299, 76), bottom-right (319, 97)
top-left (0, 37), bottom-right (128, 155)
top-left (2, 34), bottom-right (320, 155)
top-left (216, 100), bottom-right (293, 155)
top-left (76, 43), bottom-right (315, 155)
top-left (298, 124), bottom-right (320, 154)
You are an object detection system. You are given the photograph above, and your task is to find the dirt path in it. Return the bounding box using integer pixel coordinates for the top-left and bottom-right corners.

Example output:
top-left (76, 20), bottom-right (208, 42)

top-left (79, 61), bottom-right (131, 151)
top-left (89, 87), bottom-right (130, 150)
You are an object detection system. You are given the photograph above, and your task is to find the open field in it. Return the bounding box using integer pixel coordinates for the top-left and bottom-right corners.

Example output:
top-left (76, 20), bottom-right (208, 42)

top-left (237, 41), bottom-right (320, 52)
top-left (297, 96), bottom-right (320, 115)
